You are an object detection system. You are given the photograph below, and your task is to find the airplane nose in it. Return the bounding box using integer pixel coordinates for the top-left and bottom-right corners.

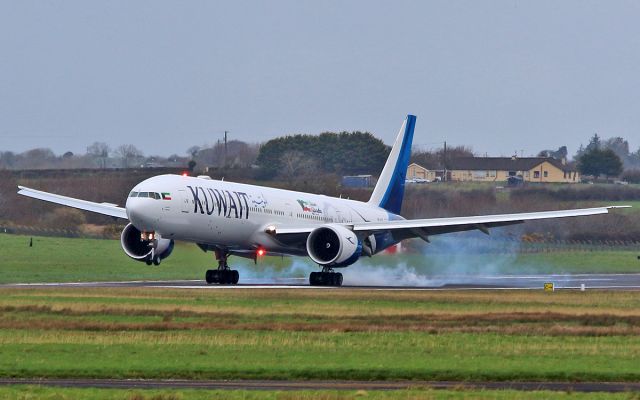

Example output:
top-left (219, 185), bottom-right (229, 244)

top-left (126, 198), bottom-right (159, 231)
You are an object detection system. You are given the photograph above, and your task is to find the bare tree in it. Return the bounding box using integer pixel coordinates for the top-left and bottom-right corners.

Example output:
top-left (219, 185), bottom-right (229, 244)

top-left (187, 146), bottom-right (201, 158)
top-left (18, 148), bottom-right (56, 169)
top-left (86, 142), bottom-right (111, 169)
top-left (114, 144), bottom-right (143, 168)
top-left (279, 150), bottom-right (318, 183)
top-left (0, 151), bottom-right (16, 169)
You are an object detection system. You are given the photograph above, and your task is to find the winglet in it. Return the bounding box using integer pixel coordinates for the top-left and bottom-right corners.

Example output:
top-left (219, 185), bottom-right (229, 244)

top-left (368, 115), bottom-right (416, 215)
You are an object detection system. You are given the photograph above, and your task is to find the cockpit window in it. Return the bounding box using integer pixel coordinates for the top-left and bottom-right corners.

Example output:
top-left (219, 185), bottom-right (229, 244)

top-left (131, 191), bottom-right (161, 199)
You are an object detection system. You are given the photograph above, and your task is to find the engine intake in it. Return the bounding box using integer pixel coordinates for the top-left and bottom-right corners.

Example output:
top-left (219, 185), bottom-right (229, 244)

top-left (120, 223), bottom-right (174, 263)
top-left (306, 224), bottom-right (361, 267)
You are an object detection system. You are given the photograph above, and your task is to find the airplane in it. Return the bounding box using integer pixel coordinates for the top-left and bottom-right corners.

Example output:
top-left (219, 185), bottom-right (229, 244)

top-left (17, 115), bottom-right (628, 286)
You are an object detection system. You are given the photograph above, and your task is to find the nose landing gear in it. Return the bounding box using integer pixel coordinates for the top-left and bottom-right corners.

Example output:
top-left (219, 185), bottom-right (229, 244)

top-left (309, 267), bottom-right (343, 287)
top-left (205, 250), bottom-right (240, 285)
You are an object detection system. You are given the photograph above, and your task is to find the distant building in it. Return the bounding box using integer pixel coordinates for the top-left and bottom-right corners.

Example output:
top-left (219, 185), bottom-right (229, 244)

top-left (342, 175), bottom-right (375, 188)
top-left (406, 163), bottom-right (442, 182)
top-left (447, 156), bottom-right (580, 183)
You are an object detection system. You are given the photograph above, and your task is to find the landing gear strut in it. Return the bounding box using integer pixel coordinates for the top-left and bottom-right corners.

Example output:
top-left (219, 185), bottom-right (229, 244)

top-left (205, 250), bottom-right (240, 285)
top-left (309, 267), bottom-right (343, 287)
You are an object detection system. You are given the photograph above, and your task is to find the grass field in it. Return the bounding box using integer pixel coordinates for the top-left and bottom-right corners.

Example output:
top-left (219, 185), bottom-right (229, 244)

top-left (577, 200), bottom-right (640, 215)
top-left (0, 386), bottom-right (635, 399)
top-left (1, 288), bottom-right (640, 383)
top-left (1, 233), bottom-right (639, 284)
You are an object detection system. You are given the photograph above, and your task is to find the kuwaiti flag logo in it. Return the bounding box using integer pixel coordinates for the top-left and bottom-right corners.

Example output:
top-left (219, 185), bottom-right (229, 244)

top-left (161, 193), bottom-right (172, 200)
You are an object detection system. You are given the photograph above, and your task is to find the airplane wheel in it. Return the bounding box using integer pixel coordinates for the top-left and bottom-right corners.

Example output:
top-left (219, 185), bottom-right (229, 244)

top-left (334, 273), bottom-right (343, 287)
top-left (145, 258), bottom-right (153, 266)
top-left (205, 269), bottom-right (217, 284)
top-left (153, 257), bottom-right (161, 266)
top-left (309, 272), bottom-right (319, 286)
top-left (231, 270), bottom-right (239, 284)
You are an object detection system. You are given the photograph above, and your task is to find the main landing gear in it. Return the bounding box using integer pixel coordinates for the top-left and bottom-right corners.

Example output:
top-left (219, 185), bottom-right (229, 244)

top-left (145, 255), bottom-right (161, 266)
top-left (205, 250), bottom-right (239, 285)
top-left (309, 267), bottom-right (343, 287)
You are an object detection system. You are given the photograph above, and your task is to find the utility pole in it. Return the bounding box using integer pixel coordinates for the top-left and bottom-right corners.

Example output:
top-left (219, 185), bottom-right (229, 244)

top-left (224, 131), bottom-right (228, 167)
top-left (443, 141), bottom-right (447, 182)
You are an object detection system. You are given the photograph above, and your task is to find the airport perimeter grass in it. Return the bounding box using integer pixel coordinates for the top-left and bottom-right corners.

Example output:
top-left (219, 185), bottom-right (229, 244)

top-left (1, 233), bottom-right (639, 284)
top-left (1, 288), bottom-right (640, 383)
top-left (0, 386), bottom-right (635, 399)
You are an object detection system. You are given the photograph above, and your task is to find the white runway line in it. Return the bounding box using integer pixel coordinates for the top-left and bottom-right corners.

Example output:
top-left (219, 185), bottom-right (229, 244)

top-left (149, 285), bottom-right (334, 290)
top-left (4, 279), bottom-right (202, 287)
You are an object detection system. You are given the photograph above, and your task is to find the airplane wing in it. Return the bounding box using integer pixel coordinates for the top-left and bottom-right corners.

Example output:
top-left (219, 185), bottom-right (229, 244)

top-left (275, 206), bottom-right (629, 237)
top-left (17, 186), bottom-right (128, 219)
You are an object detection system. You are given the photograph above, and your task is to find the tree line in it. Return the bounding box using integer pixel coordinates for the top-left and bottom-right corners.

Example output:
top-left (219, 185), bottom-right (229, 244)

top-left (0, 143), bottom-right (188, 170)
top-left (3, 130), bottom-right (640, 183)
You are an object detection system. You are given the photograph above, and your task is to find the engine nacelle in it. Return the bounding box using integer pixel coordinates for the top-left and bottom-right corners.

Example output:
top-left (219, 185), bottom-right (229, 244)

top-left (120, 223), bottom-right (174, 263)
top-left (306, 224), bottom-right (362, 268)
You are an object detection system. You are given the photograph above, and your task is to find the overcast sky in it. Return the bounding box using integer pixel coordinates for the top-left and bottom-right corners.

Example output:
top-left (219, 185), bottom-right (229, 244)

top-left (1, 0), bottom-right (639, 157)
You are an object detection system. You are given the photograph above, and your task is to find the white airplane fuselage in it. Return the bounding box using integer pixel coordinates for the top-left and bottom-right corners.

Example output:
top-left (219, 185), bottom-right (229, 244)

top-left (127, 174), bottom-right (399, 257)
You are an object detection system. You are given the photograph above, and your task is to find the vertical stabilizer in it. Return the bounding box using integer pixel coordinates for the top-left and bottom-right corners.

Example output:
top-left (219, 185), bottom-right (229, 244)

top-left (368, 115), bottom-right (416, 215)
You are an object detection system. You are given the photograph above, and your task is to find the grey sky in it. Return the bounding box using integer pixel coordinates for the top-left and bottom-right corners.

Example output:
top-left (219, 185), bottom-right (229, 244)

top-left (1, 0), bottom-right (639, 158)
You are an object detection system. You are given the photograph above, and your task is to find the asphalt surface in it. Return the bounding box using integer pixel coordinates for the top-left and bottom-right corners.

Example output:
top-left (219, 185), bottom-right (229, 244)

top-left (3, 273), bottom-right (640, 290)
top-left (1, 378), bottom-right (640, 392)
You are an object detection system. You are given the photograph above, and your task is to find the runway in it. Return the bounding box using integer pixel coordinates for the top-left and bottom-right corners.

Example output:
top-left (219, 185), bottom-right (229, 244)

top-left (3, 273), bottom-right (640, 290)
top-left (1, 378), bottom-right (640, 393)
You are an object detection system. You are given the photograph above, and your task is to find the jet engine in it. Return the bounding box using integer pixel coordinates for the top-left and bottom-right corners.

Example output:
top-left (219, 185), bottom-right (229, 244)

top-left (120, 223), bottom-right (174, 265)
top-left (306, 224), bottom-right (362, 268)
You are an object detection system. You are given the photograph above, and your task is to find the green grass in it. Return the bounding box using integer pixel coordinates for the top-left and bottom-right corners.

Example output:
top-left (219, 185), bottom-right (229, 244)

top-left (1, 288), bottom-right (640, 383)
top-left (1, 234), bottom-right (638, 284)
top-left (0, 233), bottom-right (292, 283)
top-left (0, 386), bottom-right (634, 400)
top-left (2, 332), bottom-right (639, 381)
top-left (575, 200), bottom-right (640, 215)
top-left (393, 250), bottom-right (640, 275)
top-left (513, 251), bottom-right (640, 273)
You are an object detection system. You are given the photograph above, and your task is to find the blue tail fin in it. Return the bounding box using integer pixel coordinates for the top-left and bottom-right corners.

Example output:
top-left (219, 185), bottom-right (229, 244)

top-left (368, 115), bottom-right (416, 215)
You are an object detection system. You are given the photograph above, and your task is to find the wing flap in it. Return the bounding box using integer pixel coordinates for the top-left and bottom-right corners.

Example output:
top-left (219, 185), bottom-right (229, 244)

top-left (17, 186), bottom-right (128, 219)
